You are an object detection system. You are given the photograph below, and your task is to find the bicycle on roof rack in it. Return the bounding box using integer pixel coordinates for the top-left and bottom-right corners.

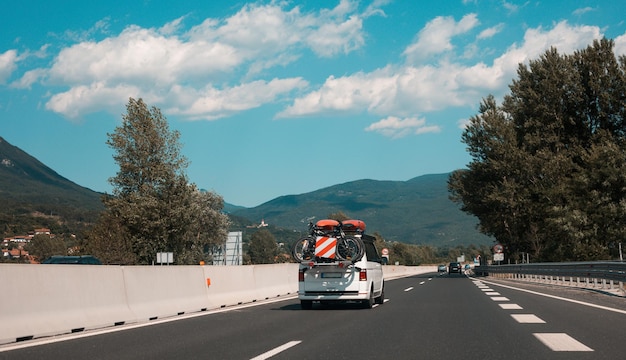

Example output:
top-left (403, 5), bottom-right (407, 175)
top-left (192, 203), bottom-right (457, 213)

top-left (291, 219), bottom-right (365, 263)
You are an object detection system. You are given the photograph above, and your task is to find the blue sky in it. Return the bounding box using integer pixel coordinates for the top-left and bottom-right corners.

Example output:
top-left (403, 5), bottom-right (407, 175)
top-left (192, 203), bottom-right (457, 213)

top-left (1, 1), bottom-right (625, 207)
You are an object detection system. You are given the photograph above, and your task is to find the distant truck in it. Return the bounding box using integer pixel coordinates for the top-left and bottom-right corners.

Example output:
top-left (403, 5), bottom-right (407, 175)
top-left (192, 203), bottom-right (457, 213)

top-left (295, 220), bottom-right (385, 309)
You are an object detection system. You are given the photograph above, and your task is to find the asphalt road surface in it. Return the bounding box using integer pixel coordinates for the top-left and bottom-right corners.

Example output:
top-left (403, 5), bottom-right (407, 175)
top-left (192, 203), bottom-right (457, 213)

top-left (2, 272), bottom-right (625, 359)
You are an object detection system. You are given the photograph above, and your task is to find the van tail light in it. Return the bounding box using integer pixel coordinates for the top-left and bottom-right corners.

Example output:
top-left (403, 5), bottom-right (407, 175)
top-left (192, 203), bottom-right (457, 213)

top-left (359, 269), bottom-right (367, 281)
top-left (299, 269), bottom-right (305, 282)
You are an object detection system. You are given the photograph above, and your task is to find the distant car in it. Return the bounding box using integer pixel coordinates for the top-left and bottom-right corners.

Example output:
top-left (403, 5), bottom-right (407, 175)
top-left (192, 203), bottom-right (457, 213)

top-left (464, 264), bottom-right (471, 270)
top-left (448, 262), bottom-right (462, 274)
top-left (437, 264), bottom-right (447, 273)
top-left (42, 255), bottom-right (102, 265)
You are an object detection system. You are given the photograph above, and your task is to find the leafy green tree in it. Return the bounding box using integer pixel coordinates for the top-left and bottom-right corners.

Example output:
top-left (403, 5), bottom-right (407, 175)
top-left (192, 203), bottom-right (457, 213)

top-left (83, 211), bottom-right (137, 265)
top-left (27, 234), bottom-right (67, 262)
top-left (450, 38), bottom-right (626, 261)
top-left (98, 98), bottom-right (229, 264)
top-left (248, 229), bottom-right (277, 264)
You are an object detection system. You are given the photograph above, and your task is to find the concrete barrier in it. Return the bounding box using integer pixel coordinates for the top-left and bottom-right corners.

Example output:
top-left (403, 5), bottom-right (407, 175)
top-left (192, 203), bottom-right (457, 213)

top-left (0, 264), bottom-right (133, 345)
top-left (0, 263), bottom-right (432, 345)
top-left (203, 265), bottom-right (258, 308)
top-left (123, 266), bottom-right (210, 321)
top-left (384, 265), bottom-right (437, 279)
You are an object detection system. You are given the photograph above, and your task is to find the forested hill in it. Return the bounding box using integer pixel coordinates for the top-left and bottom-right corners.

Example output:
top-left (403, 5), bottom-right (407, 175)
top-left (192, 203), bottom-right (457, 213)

top-left (0, 136), bottom-right (104, 236)
top-left (1, 136), bottom-right (491, 246)
top-left (231, 173), bottom-right (494, 246)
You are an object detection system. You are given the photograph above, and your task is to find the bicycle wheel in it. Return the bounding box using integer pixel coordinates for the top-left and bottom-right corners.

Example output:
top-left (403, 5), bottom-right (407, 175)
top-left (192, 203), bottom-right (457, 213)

top-left (292, 236), bottom-right (316, 262)
top-left (336, 236), bottom-right (364, 261)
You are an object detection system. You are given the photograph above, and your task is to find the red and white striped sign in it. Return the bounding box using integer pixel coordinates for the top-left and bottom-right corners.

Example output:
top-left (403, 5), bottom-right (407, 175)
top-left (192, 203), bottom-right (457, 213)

top-left (315, 236), bottom-right (337, 259)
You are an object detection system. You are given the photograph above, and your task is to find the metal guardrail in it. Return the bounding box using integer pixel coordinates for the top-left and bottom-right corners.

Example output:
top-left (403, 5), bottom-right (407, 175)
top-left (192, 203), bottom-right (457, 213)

top-left (474, 261), bottom-right (626, 283)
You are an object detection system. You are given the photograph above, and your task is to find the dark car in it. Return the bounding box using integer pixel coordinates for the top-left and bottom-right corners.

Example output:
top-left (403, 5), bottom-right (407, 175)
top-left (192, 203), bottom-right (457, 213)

top-left (448, 262), bottom-right (462, 274)
top-left (42, 255), bottom-right (102, 265)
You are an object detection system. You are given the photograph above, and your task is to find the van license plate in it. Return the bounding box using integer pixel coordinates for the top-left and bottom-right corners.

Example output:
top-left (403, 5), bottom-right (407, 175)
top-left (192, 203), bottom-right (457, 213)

top-left (322, 273), bottom-right (341, 278)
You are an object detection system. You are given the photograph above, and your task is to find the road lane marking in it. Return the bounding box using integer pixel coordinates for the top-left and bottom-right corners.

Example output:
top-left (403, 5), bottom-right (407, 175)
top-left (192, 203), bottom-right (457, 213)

top-left (404, 287), bottom-right (414, 292)
top-left (419, 281), bottom-right (426, 285)
top-left (477, 279), bottom-right (626, 315)
top-left (490, 296), bottom-right (510, 301)
top-left (511, 314), bottom-right (545, 323)
top-left (480, 288), bottom-right (493, 291)
top-left (499, 303), bottom-right (523, 310)
top-left (485, 292), bottom-right (501, 296)
top-left (250, 341), bottom-right (302, 360)
top-left (533, 333), bottom-right (593, 351)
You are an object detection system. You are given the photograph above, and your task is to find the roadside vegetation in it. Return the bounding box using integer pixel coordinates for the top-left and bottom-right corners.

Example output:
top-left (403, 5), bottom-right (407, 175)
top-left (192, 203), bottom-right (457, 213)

top-left (449, 39), bottom-right (626, 262)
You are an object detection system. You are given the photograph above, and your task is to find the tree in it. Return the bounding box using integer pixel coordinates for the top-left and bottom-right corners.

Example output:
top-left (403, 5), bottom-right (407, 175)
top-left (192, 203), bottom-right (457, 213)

top-left (27, 234), bottom-right (66, 262)
top-left (96, 98), bottom-right (229, 264)
top-left (449, 38), bottom-right (626, 261)
top-left (248, 229), bottom-right (277, 264)
top-left (82, 211), bottom-right (137, 265)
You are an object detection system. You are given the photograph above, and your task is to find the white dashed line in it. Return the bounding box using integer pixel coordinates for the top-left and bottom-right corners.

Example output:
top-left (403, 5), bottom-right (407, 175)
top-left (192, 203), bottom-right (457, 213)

top-left (404, 287), bottom-right (414, 292)
top-left (511, 314), bottom-right (545, 323)
top-left (499, 303), bottom-right (523, 310)
top-left (250, 341), bottom-right (302, 360)
top-left (533, 333), bottom-right (593, 352)
top-left (485, 292), bottom-right (501, 296)
top-left (474, 279), bottom-right (595, 352)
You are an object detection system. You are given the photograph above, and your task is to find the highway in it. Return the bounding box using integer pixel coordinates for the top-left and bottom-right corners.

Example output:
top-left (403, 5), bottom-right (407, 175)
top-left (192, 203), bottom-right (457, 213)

top-left (2, 272), bottom-right (625, 359)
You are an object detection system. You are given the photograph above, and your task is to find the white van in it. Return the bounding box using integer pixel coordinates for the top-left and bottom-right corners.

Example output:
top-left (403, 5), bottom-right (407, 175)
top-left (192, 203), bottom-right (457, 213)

top-left (298, 234), bottom-right (384, 309)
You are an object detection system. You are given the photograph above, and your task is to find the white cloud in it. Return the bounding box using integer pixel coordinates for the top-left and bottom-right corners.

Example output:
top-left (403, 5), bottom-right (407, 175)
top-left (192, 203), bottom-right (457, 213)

top-left (47, 26), bottom-right (240, 87)
top-left (0, 50), bottom-right (18, 84)
top-left (45, 82), bottom-right (144, 119)
top-left (457, 118), bottom-right (471, 129)
top-left (169, 78), bottom-right (308, 120)
top-left (281, 20), bottom-right (611, 138)
top-left (613, 33), bottom-right (626, 56)
top-left (573, 7), bottom-right (595, 16)
top-left (365, 116), bottom-right (440, 138)
top-left (36, 1), bottom-right (377, 120)
top-left (403, 14), bottom-right (479, 63)
top-left (478, 24), bottom-right (505, 40)
top-left (12, 68), bottom-right (46, 89)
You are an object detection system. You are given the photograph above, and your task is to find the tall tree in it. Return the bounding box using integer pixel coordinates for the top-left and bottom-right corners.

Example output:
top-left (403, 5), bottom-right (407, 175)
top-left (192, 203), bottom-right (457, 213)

top-left (97, 98), bottom-right (229, 264)
top-left (27, 234), bottom-right (67, 262)
top-left (248, 229), bottom-right (277, 264)
top-left (449, 38), bottom-right (626, 261)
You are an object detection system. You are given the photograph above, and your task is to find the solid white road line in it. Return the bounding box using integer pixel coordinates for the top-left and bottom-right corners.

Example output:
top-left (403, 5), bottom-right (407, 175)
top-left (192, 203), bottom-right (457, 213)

top-left (511, 314), bottom-right (545, 323)
top-left (478, 278), bottom-right (626, 315)
top-left (533, 333), bottom-right (593, 351)
top-left (250, 341), bottom-right (302, 360)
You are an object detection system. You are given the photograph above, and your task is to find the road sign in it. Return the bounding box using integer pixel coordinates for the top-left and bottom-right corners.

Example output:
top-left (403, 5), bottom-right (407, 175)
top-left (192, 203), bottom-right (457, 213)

top-left (493, 253), bottom-right (504, 261)
top-left (493, 244), bottom-right (504, 253)
top-left (382, 248), bottom-right (389, 255)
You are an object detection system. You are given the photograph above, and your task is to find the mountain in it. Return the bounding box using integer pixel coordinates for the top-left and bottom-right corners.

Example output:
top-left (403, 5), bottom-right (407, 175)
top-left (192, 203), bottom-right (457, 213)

top-left (1, 136), bottom-right (491, 247)
top-left (0, 136), bottom-right (104, 236)
top-left (231, 173), bottom-right (494, 247)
